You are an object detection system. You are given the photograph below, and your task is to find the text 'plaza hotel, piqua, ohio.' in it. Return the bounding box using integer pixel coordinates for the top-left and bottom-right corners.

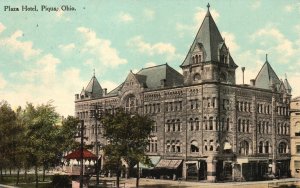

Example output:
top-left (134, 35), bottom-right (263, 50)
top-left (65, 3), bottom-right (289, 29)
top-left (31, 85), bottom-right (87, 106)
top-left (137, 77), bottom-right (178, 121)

top-left (74, 4), bottom-right (293, 182)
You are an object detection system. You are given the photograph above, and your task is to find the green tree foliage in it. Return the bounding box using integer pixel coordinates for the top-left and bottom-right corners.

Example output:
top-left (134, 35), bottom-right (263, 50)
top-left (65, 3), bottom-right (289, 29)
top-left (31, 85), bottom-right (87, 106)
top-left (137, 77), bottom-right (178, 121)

top-left (101, 109), bottom-right (153, 188)
top-left (0, 101), bottom-right (17, 181)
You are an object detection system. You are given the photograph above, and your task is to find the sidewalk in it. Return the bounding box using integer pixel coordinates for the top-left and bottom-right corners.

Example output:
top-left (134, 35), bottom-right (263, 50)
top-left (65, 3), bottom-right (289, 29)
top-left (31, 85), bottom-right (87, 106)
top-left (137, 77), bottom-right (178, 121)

top-left (95, 177), bottom-right (300, 188)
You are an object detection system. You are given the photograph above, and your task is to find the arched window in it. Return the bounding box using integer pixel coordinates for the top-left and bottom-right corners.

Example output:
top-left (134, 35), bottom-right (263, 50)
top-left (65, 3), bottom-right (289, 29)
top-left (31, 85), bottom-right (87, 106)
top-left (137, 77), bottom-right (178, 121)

top-left (125, 94), bottom-right (138, 113)
top-left (258, 141), bottom-right (263, 153)
top-left (190, 118), bottom-right (194, 131)
top-left (227, 118), bottom-right (230, 131)
top-left (195, 118), bottom-right (199, 131)
top-left (209, 117), bottom-right (213, 130)
top-left (203, 117), bottom-right (207, 130)
top-left (246, 120), bottom-right (250, 132)
top-left (177, 119), bottom-right (181, 131)
top-left (204, 140), bottom-right (208, 151)
top-left (278, 142), bottom-right (287, 154)
top-left (191, 140), bottom-right (199, 153)
top-left (238, 119), bottom-right (241, 132)
top-left (242, 120), bottom-right (246, 132)
top-left (193, 73), bottom-right (201, 81)
top-left (239, 140), bottom-right (249, 155)
top-left (209, 140), bottom-right (214, 151)
top-left (220, 72), bottom-right (227, 82)
top-left (265, 141), bottom-right (269, 153)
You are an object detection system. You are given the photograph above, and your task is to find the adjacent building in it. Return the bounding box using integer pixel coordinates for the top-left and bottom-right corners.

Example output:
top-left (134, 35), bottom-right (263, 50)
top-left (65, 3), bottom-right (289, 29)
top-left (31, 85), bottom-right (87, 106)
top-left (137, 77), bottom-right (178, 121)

top-left (290, 96), bottom-right (300, 178)
top-left (75, 5), bottom-right (292, 182)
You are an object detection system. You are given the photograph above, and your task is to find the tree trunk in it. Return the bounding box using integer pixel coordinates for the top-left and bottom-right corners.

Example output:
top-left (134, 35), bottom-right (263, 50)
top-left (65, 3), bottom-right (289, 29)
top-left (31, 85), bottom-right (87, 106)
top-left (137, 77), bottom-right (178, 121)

top-left (16, 168), bottom-right (20, 185)
top-left (9, 167), bottom-right (11, 175)
top-left (42, 165), bottom-right (45, 182)
top-left (136, 161), bottom-right (140, 188)
top-left (116, 169), bottom-right (120, 188)
top-left (0, 167), bottom-right (3, 181)
top-left (35, 165), bottom-right (38, 188)
top-left (24, 167), bottom-right (27, 182)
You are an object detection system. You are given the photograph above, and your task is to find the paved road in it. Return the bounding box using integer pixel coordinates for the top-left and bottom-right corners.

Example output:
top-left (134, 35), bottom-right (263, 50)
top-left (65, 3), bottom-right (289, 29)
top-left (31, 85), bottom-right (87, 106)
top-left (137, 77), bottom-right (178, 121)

top-left (0, 184), bottom-right (18, 188)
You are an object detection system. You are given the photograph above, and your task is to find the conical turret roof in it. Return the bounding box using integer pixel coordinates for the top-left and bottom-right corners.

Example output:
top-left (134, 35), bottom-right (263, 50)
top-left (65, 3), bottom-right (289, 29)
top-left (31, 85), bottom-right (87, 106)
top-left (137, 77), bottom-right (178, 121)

top-left (85, 75), bottom-right (103, 98)
top-left (255, 57), bottom-right (281, 90)
top-left (181, 5), bottom-right (236, 68)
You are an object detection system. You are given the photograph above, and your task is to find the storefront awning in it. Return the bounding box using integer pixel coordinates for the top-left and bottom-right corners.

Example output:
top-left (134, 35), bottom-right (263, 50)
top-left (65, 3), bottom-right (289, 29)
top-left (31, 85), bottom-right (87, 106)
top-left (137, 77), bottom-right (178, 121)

top-left (155, 159), bottom-right (182, 169)
top-left (134, 156), bottom-right (161, 169)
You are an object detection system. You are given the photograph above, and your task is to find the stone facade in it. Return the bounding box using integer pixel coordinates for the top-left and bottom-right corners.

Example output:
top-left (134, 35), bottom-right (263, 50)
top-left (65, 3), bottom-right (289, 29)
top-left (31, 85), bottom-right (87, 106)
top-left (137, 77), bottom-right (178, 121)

top-left (290, 96), bottom-right (300, 178)
top-left (74, 6), bottom-right (292, 182)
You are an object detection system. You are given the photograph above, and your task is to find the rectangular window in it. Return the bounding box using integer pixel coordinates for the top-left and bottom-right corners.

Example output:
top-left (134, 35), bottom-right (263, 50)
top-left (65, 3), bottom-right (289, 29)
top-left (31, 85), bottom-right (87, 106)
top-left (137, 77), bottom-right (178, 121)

top-left (296, 145), bottom-right (300, 153)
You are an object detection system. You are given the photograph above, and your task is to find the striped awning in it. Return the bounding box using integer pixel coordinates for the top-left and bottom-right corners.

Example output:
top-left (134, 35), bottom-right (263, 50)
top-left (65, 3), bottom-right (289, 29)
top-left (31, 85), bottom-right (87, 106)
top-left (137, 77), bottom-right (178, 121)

top-left (155, 159), bottom-right (182, 169)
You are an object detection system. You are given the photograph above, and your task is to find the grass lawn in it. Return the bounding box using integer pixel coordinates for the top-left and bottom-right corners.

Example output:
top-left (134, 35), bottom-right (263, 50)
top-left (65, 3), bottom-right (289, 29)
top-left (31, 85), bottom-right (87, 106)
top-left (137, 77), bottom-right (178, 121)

top-left (0, 174), bottom-right (53, 187)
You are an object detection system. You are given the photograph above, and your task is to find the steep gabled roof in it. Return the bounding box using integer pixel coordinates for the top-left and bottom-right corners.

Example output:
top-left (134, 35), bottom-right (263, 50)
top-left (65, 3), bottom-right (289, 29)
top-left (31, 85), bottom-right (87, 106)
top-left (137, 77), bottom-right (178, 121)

top-left (181, 7), bottom-right (237, 68)
top-left (136, 63), bottom-right (183, 89)
top-left (284, 77), bottom-right (292, 94)
top-left (85, 76), bottom-right (103, 97)
top-left (255, 60), bottom-right (281, 90)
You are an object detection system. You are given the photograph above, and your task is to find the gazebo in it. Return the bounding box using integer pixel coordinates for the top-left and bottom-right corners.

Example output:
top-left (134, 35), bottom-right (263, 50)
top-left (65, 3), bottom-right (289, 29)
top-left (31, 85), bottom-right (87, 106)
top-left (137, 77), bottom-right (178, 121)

top-left (63, 149), bottom-right (98, 175)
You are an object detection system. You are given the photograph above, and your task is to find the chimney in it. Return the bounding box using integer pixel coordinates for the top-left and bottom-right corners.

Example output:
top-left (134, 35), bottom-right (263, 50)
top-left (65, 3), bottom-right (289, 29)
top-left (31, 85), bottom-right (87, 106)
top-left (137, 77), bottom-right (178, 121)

top-left (103, 88), bottom-right (107, 96)
top-left (75, 94), bottom-right (79, 100)
top-left (241, 67), bottom-right (245, 85)
top-left (250, 79), bottom-right (255, 86)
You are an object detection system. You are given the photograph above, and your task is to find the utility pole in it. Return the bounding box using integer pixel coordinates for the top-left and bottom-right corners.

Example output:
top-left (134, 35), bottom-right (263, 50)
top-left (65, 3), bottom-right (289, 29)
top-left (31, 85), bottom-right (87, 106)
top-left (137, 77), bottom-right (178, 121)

top-left (90, 104), bottom-right (103, 186)
top-left (79, 120), bottom-right (84, 188)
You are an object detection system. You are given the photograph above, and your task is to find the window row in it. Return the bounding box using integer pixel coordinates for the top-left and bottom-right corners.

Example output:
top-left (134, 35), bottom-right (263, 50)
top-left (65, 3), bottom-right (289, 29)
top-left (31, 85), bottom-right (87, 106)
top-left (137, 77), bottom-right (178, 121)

top-left (258, 141), bottom-right (271, 153)
top-left (91, 125), bottom-right (101, 135)
top-left (257, 103), bottom-right (271, 114)
top-left (165, 119), bottom-right (181, 132)
top-left (192, 54), bottom-right (202, 64)
top-left (144, 103), bottom-right (160, 114)
top-left (257, 121), bottom-right (271, 134)
top-left (277, 123), bottom-right (289, 135)
top-left (204, 139), bottom-right (219, 152)
top-left (277, 106), bottom-right (289, 116)
top-left (165, 101), bottom-right (183, 112)
top-left (77, 111), bottom-right (89, 119)
top-left (166, 140), bottom-right (181, 153)
top-left (237, 101), bottom-right (251, 112)
top-left (147, 138), bottom-right (158, 153)
top-left (238, 140), bottom-right (289, 156)
top-left (203, 97), bottom-right (218, 108)
top-left (190, 99), bottom-right (200, 110)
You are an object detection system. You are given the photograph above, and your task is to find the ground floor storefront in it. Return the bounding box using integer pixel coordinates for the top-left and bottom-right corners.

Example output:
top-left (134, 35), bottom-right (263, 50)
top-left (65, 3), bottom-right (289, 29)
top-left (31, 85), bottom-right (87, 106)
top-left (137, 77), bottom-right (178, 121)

top-left (136, 156), bottom-right (290, 182)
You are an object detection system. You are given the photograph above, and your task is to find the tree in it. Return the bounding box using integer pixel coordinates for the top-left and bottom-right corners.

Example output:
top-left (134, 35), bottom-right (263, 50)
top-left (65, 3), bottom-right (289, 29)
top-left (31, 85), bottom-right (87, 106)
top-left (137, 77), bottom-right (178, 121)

top-left (101, 109), bottom-right (153, 188)
top-left (0, 101), bottom-right (16, 181)
top-left (24, 102), bottom-right (60, 188)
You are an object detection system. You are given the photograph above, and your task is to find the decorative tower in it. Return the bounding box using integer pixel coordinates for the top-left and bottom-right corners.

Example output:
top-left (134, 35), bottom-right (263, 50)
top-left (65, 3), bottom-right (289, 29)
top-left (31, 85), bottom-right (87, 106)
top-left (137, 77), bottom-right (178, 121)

top-left (180, 3), bottom-right (238, 86)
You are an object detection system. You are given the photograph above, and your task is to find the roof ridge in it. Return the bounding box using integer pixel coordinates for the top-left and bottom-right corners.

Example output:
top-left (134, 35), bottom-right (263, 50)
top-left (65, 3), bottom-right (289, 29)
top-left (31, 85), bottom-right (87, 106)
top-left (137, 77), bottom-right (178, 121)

top-left (138, 63), bottom-right (167, 72)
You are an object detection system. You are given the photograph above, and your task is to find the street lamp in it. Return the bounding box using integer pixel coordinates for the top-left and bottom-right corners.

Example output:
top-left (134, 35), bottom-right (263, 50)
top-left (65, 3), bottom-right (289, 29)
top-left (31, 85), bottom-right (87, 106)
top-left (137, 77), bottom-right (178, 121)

top-left (90, 104), bottom-right (104, 186)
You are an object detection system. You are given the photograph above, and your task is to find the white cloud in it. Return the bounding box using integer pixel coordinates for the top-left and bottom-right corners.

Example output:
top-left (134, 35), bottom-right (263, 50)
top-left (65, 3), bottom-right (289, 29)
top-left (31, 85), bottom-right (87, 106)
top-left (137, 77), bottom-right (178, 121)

top-left (144, 9), bottom-right (155, 20)
top-left (2, 65), bottom-right (86, 117)
top-left (127, 36), bottom-right (182, 61)
top-left (194, 7), bottom-right (219, 25)
top-left (77, 27), bottom-right (127, 67)
top-left (251, 26), bottom-right (295, 64)
top-left (288, 73), bottom-right (300, 98)
top-left (145, 62), bottom-right (156, 68)
top-left (0, 22), bottom-right (5, 33)
top-left (221, 32), bottom-right (240, 53)
top-left (284, 5), bottom-right (294, 12)
top-left (101, 80), bottom-right (118, 92)
top-left (176, 7), bottom-right (219, 37)
top-left (58, 43), bottom-right (75, 52)
top-left (118, 12), bottom-right (133, 23)
top-left (0, 30), bottom-right (41, 60)
top-left (0, 74), bottom-right (7, 89)
top-left (251, 0), bottom-right (261, 9)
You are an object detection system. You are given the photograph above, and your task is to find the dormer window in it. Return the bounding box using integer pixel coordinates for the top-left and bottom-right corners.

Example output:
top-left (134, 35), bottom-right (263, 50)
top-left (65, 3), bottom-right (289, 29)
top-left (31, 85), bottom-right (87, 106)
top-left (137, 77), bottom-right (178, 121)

top-left (192, 54), bottom-right (202, 64)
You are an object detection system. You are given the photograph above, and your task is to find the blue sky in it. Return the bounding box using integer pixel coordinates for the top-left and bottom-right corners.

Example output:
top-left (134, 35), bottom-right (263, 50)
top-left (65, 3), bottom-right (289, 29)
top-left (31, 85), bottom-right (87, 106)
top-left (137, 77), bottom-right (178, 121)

top-left (0, 0), bottom-right (299, 116)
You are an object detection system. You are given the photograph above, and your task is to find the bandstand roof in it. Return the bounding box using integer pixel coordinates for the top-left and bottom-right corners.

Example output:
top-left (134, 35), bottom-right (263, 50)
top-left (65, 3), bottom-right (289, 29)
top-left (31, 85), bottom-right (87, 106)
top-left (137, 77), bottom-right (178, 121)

top-left (64, 149), bottom-right (97, 160)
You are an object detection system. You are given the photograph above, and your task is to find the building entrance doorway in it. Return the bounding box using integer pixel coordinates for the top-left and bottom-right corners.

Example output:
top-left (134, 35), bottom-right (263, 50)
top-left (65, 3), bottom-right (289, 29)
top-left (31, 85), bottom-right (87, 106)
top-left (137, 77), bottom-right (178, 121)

top-left (199, 160), bottom-right (207, 180)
